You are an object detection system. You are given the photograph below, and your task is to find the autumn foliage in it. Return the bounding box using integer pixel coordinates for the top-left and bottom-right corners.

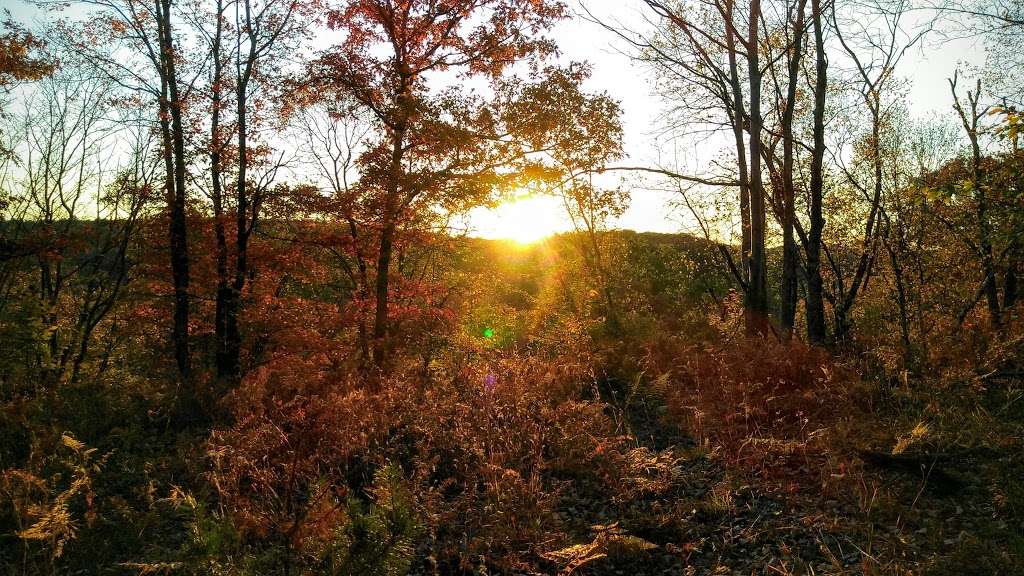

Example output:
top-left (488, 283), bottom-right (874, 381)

top-left (1, 0), bottom-right (1023, 575)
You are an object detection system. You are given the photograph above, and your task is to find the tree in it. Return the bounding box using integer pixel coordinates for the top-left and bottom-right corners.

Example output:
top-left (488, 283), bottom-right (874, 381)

top-left (805, 0), bottom-right (829, 344)
top-left (0, 72), bottom-right (152, 388)
top-left (198, 0), bottom-right (310, 382)
top-left (920, 100), bottom-right (1023, 331)
top-left (0, 16), bottom-right (54, 161)
top-left (497, 64), bottom-right (626, 332)
top-left (596, 0), bottom-right (776, 334)
top-left (66, 0), bottom-right (196, 392)
top-left (754, 0), bottom-right (812, 338)
top-left (306, 0), bottom-right (568, 369)
top-left (775, 0), bottom-right (808, 337)
top-left (0, 16), bottom-right (53, 94)
top-left (949, 73), bottom-right (1001, 327)
top-left (294, 102), bottom-right (375, 361)
top-left (828, 0), bottom-right (926, 342)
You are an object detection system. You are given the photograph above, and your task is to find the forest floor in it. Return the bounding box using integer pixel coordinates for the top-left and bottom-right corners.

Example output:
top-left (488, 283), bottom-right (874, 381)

top-left (533, 375), bottom-right (1024, 576)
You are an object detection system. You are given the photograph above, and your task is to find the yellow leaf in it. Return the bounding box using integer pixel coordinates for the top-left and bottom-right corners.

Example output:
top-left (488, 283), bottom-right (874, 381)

top-left (61, 434), bottom-right (85, 452)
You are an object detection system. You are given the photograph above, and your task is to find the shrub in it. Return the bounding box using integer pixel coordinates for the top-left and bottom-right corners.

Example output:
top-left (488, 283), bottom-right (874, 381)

top-left (205, 345), bottom-right (628, 574)
top-left (647, 336), bottom-right (852, 478)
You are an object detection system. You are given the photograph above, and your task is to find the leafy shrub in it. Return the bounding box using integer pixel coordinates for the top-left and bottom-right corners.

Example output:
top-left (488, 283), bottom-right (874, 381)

top-left (205, 345), bottom-right (628, 574)
top-left (647, 336), bottom-right (852, 477)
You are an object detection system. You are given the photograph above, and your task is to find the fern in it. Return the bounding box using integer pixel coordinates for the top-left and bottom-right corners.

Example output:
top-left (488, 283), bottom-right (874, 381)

top-left (5, 432), bottom-right (106, 569)
top-left (542, 523), bottom-right (658, 574)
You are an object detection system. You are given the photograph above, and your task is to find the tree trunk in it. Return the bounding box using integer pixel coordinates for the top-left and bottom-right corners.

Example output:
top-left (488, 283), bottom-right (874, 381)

top-left (223, 75), bottom-right (249, 381)
top-left (211, 4), bottom-right (232, 380)
top-left (805, 0), bottom-right (827, 345)
top-left (157, 0), bottom-right (192, 387)
top-left (373, 219), bottom-right (396, 369)
top-left (725, 2), bottom-right (752, 291)
top-left (883, 220), bottom-right (913, 361)
top-left (223, 2), bottom-right (261, 381)
top-left (372, 124), bottom-right (407, 369)
top-left (951, 76), bottom-right (1001, 328)
top-left (780, 0), bottom-right (807, 337)
top-left (746, 0), bottom-right (769, 335)
top-left (833, 97), bottom-right (883, 343)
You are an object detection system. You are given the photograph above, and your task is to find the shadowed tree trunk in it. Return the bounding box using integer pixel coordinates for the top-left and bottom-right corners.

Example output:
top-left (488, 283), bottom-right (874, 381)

top-left (805, 0), bottom-right (828, 344)
top-left (156, 0), bottom-right (192, 387)
top-left (215, 0), bottom-right (299, 381)
top-left (746, 0), bottom-right (770, 335)
top-left (725, 1), bottom-right (753, 292)
top-left (373, 120), bottom-right (409, 370)
top-left (209, 0), bottom-right (232, 380)
top-left (780, 0), bottom-right (807, 337)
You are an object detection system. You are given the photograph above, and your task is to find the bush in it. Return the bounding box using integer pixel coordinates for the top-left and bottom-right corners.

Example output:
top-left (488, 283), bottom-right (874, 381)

top-left (204, 345), bottom-right (633, 574)
top-left (646, 336), bottom-right (852, 478)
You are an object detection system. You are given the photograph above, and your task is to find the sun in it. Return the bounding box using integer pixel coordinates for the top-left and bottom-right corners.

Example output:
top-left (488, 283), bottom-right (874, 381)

top-left (466, 193), bottom-right (573, 244)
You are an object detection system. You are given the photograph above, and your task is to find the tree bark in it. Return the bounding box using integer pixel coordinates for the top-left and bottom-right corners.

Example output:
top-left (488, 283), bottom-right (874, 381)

top-left (745, 0), bottom-right (769, 335)
top-left (372, 122), bottom-right (407, 369)
top-left (224, 70), bottom-right (249, 381)
top-left (725, 1), bottom-right (752, 290)
top-left (373, 219), bottom-right (396, 369)
top-left (222, 0), bottom-right (263, 381)
top-left (156, 0), bottom-right (192, 386)
top-left (210, 1), bottom-right (232, 380)
top-left (780, 0), bottom-right (807, 337)
top-left (805, 0), bottom-right (828, 345)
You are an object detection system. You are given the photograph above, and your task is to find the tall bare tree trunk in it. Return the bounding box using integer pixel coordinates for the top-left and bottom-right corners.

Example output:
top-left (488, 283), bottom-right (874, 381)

top-left (156, 0), bottom-right (192, 386)
top-left (210, 0), bottom-right (232, 380)
top-left (225, 67), bottom-right (249, 381)
top-left (373, 123), bottom-right (407, 370)
top-left (746, 0), bottom-right (769, 334)
top-left (222, 0), bottom-right (265, 381)
top-left (725, 1), bottom-right (752, 291)
top-left (805, 0), bottom-right (828, 344)
top-left (780, 0), bottom-right (807, 337)
top-left (951, 76), bottom-right (1001, 328)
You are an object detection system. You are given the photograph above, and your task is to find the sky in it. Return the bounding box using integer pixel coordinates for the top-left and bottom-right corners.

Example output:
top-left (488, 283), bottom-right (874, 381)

top-left (465, 1), bottom-right (989, 240)
top-left (5, 0), bottom-right (990, 240)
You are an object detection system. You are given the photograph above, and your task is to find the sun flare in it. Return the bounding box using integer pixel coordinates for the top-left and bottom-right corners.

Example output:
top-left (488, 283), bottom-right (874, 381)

top-left (465, 193), bottom-right (572, 244)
